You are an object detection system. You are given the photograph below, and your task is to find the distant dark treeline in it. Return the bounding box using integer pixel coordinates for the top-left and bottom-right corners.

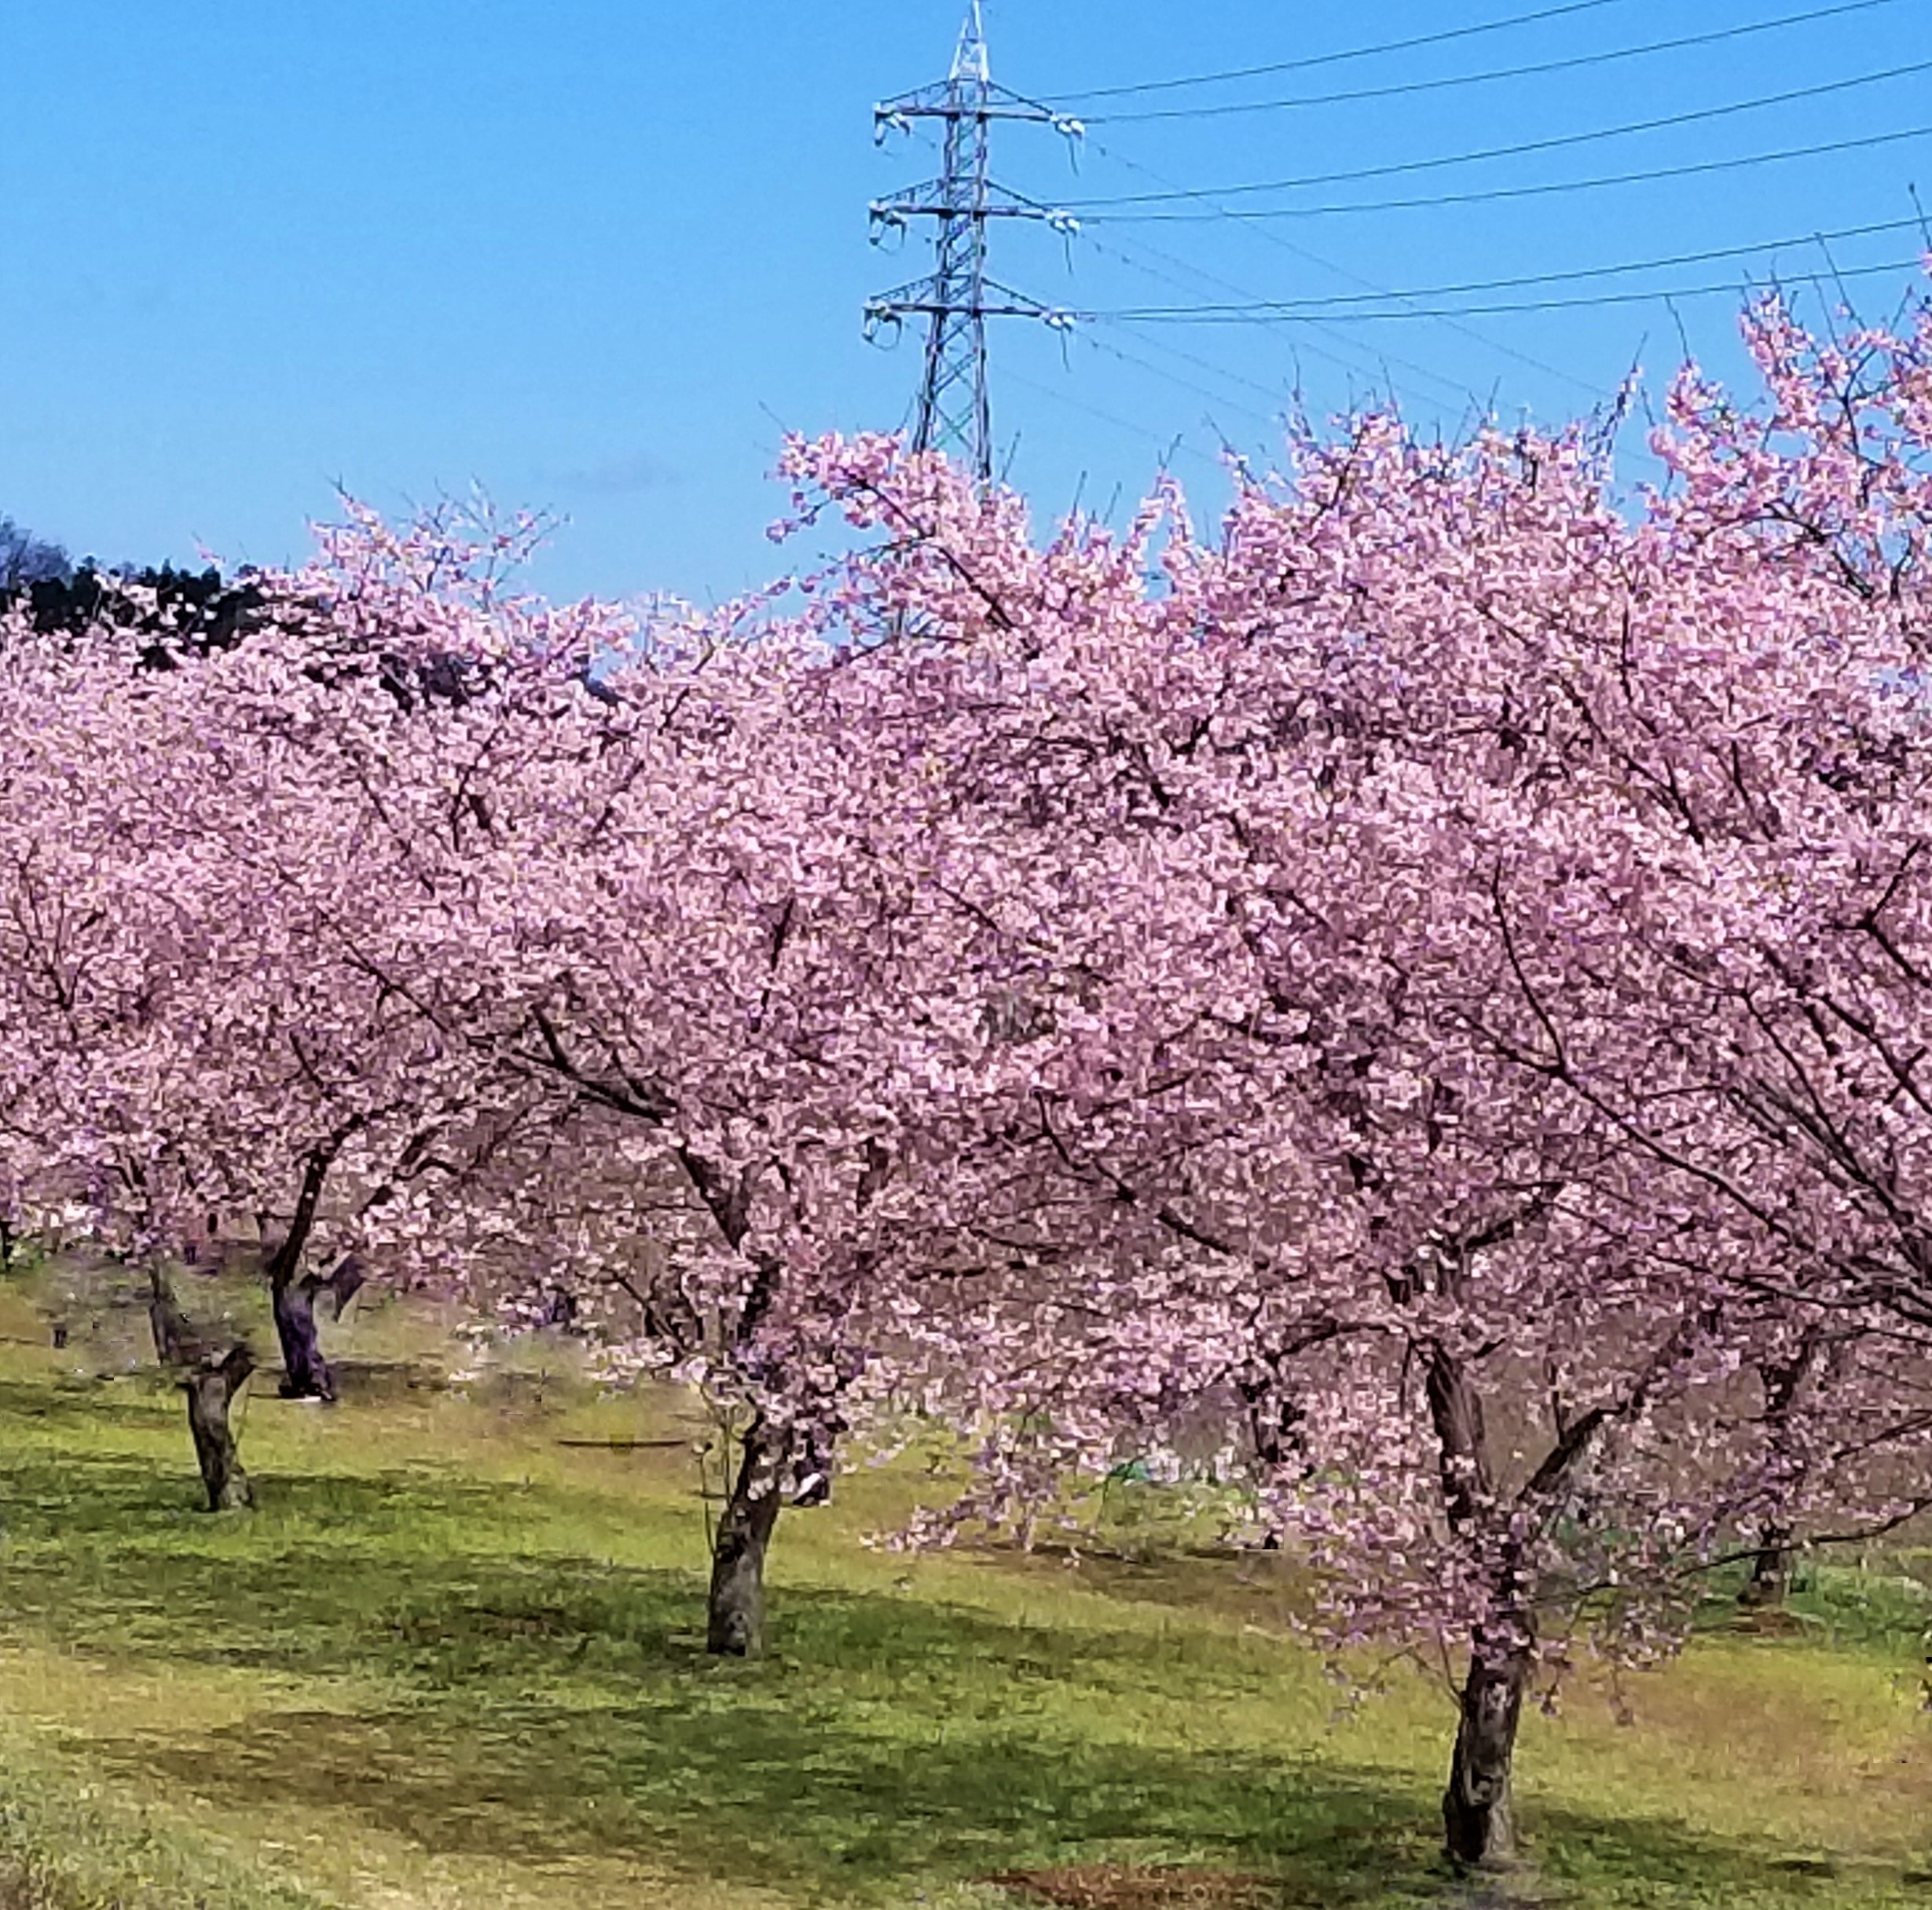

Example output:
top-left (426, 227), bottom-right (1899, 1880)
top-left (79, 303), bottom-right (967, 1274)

top-left (1, 519), bottom-right (264, 661)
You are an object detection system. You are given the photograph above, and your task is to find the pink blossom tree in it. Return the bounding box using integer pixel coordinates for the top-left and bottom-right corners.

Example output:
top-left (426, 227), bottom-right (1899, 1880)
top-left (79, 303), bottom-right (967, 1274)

top-left (769, 329), bottom-right (1932, 1865)
top-left (1443, 295), bottom-right (1932, 1611)
top-left (328, 588), bottom-right (1009, 1655)
top-left (90, 517), bottom-right (967, 1652)
top-left (0, 515), bottom-right (577, 1504)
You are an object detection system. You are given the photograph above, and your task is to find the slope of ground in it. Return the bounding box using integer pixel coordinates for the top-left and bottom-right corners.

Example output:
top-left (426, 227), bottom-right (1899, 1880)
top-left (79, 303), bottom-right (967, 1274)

top-left (1, 1281), bottom-right (1930, 1908)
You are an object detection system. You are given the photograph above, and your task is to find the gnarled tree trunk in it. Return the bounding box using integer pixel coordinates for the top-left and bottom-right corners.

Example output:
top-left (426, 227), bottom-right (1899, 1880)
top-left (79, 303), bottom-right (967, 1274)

top-left (147, 1264), bottom-right (196, 1366)
top-left (271, 1273), bottom-right (336, 1401)
top-left (184, 1344), bottom-right (256, 1511)
top-left (1444, 1624), bottom-right (1533, 1868)
top-left (259, 1146), bottom-right (358, 1400)
top-left (706, 1421), bottom-right (790, 1657)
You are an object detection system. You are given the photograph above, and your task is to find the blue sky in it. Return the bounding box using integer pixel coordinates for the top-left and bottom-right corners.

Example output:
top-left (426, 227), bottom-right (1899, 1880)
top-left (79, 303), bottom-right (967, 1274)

top-left (5, 1), bottom-right (1930, 606)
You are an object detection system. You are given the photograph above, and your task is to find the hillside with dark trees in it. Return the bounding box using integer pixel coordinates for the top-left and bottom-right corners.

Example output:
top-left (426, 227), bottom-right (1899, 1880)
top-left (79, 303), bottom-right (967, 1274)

top-left (0, 517), bottom-right (264, 659)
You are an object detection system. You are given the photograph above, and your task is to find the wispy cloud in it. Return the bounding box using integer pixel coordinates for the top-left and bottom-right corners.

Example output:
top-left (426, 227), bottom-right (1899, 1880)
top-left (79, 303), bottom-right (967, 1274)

top-left (550, 450), bottom-right (678, 497)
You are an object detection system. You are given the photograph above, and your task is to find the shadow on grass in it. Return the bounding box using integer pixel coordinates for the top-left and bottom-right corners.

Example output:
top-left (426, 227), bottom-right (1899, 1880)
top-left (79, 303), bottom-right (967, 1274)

top-left (81, 1682), bottom-right (1894, 1909)
top-left (107, 1708), bottom-right (1456, 1907)
top-left (961, 1541), bottom-right (1315, 1638)
top-left (0, 1446), bottom-right (1916, 1907)
top-left (0, 1373), bottom-right (182, 1434)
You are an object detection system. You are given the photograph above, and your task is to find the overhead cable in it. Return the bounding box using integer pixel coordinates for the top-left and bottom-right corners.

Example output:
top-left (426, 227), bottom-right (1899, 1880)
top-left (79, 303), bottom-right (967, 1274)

top-left (1078, 329), bottom-right (1287, 435)
top-left (1085, 231), bottom-right (1494, 411)
top-left (1153, 216), bottom-right (1929, 311)
top-left (1053, 0), bottom-right (1638, 103)
top-left (1091, 123), bottom-right (1932, 221)
top-left (1065, 59), bottom-right (1932, 204)
top-left (1082, 0), bottom-right (1906, 123)
top-left (1102, 255), bottom-right (1928, 322)
top-left (999, 356), bottom-right (1236, 477)
top-left (1038, 117), bottom-right (1599, 394)
top-left (903, 118), bottom-right (1498, 410)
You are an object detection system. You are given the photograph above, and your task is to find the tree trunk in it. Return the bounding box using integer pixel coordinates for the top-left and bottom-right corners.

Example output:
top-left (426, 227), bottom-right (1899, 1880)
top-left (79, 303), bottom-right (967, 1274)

top-left (325, 1252), bottom-right (368, 1319)
top-left (147, 1264), bottom-right (196, 1366)
top-left (1745, 1337), bottom-right (1827, 1612)
top-left (1740, 1527), bottom-right (1794, 1608)
top-left (183, 1345), bottom-right (256, 1512)
top-left (791, 1424), bottom-right (838, 1507)
top-left (706, 1421), bottom-right (789, 1657)
top-left (1443, 1627), bottom-right (1532, 1868)
top-left (258, 1148), bottom-right (351, 1398)
top-left (271, 1274), bottom-right (336, 1401)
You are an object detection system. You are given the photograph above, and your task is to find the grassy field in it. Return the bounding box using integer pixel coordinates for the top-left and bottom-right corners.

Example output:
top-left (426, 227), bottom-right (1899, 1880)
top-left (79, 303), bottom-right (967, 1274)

top-left (3, 1274), bottom-right (1932, 1908)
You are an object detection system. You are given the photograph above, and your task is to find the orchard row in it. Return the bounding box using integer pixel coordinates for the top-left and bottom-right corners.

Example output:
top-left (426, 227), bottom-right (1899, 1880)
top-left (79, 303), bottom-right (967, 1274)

top-left (7, 291), bottom-right (1932, 1866)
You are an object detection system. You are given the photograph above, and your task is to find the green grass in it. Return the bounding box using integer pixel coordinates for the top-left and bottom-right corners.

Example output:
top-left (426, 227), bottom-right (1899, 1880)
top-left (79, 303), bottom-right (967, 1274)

top-left (2, 1278), bottom-right (1932, 1908)
top-left (0, 1719), bottom-right (330, 1910)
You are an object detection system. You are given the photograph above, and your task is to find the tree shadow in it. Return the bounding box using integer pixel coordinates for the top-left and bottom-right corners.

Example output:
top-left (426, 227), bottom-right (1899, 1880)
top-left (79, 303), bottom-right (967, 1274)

top-left (0, 1446), bottom-right (1917, 1907)
top-left (0, 1373), bottom-right (181, 1435)
top-left (86, 1701), bottom-right (1451, 1906)
top-left (80, 1683), bottom-right (1898, 1908)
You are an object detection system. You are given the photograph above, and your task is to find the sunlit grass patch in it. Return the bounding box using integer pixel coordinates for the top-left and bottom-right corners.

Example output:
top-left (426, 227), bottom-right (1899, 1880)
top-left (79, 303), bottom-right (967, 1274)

top-left (2, 1289), bottom-right (1932, 1906)
top-left (0, 1713), bottom-right (329, 1910)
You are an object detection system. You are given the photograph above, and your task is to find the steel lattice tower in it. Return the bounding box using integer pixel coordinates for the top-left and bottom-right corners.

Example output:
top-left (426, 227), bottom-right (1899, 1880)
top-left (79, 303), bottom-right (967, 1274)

top-left (868, 3), bottom-right (1079, 485)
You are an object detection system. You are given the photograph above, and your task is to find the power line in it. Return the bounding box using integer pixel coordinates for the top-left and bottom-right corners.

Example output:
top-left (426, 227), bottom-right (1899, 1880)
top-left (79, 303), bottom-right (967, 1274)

top-left (1083, 320), bottom-right (1507, 457)
top-left (1110, 317), bottom-right (1306, 416)
top-left (1103, 254), bottom-right (1927, 322)
top-left (1066, 59), bottom-right (1932, 204)
top-left (1053, 0), bottom-right (1639, 104)
top-left (999, 350), bottom-right (1235, 478)
top-left (1081, 231), bottom-right (1495, 412)
top-left (1078, 329), bottom-right (1287, 438)
top-left (1065, 244), bottom-right (1311, 405)
top-left (904, 120), bottom-right (1498, 426)
top-left (1082, 0), bottom-right (1906, 123)
top-left (1093, 123), bottom-right (1932, 221)
top-left (1145, 216), bottom-right (1927, 312)
top-left (1051, 120), bottom-right (1600, 395)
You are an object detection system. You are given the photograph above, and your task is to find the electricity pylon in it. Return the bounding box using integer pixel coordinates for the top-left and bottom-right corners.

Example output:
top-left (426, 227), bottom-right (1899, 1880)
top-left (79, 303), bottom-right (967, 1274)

top-left (867, 2), bottom-right (1080, 485)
